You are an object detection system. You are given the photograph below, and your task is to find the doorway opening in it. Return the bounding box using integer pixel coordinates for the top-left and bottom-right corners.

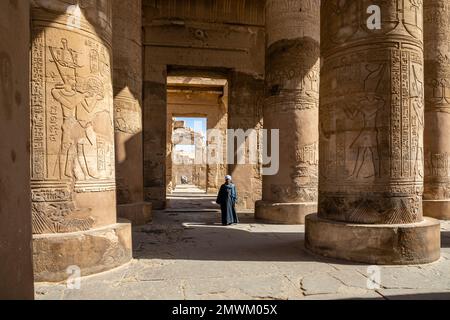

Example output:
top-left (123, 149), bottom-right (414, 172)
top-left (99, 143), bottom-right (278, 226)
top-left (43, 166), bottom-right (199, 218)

top-left (171, 117), bottom-right (207, 192)
top-left (165, 74), bottom-right (229, 211)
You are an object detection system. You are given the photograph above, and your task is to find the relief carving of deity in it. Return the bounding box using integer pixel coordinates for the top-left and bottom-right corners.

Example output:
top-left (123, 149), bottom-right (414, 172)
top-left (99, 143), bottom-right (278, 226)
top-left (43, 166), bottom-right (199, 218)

top-left (344, 95), bottom-right (385, 180)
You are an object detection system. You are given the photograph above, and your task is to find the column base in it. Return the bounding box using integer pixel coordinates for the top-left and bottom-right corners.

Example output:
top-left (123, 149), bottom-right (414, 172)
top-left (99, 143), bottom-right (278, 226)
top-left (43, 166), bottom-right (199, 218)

top-left (423, 199), bottom-right (450, 220)
top-left (33, 221), bottom-right (132, 282)
top-left (118, 202), bottom-right (152, 226)
top-left (255, 200), bottom-right (317, 224)
top-left (305, 214), bottom-right (441, 265)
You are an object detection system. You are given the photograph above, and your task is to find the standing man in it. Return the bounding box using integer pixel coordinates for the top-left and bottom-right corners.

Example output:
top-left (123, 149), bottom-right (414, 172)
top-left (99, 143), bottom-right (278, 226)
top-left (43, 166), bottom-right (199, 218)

top-left (216, 175), bottom-right (239, 226)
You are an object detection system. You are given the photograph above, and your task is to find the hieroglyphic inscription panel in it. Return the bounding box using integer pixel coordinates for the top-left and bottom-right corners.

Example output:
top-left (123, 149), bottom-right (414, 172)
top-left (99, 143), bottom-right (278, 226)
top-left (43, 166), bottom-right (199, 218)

top-left (31, 0), bottom-right (115, 234)
top-left (262, 0), bottom-right (320, 204)
top-left (319, 0), bottom-right (424, 224)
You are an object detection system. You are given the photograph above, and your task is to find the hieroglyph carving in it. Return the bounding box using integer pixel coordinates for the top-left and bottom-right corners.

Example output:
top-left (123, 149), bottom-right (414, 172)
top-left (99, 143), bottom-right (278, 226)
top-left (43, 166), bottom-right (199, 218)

top-left (264, 0), bottom-right (320, 204)
top-left (424, 1), bottom-right (450, 201)
top-left (31, 1), bottom-right (114, 234)
top-left (319, 0), bottom-right (424, 224)
top-left (114, 98), bottom-right (142, 134)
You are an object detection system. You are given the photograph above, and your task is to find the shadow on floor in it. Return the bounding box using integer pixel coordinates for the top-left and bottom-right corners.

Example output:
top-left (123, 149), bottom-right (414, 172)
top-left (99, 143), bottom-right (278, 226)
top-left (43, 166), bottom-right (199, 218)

top-left (166, 189), bottom-right (219, 211)
top-left (132, 211), bottom-right (365, 265)
top-left (440, 231), bottom-right (450, 248)
top-left (352, 292), bottom-right (450, 300)
top-left (132, 210), bottom-right (450, 266)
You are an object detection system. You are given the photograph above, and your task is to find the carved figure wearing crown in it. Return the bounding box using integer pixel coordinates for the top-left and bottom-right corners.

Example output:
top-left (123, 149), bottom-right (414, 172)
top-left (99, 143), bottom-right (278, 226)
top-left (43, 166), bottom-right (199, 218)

top-left (50, 39), bottom-right (104, 180)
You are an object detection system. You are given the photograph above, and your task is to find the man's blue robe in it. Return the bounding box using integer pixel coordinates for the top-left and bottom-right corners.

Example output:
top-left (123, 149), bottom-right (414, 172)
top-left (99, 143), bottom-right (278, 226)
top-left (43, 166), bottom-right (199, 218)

top-left (216, 183), bottom-right (239, 225)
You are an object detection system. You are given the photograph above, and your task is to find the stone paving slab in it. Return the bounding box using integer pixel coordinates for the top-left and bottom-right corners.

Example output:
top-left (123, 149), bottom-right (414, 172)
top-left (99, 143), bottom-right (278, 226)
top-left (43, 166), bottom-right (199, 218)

top-left (35, 210), bottom-right (450, 300)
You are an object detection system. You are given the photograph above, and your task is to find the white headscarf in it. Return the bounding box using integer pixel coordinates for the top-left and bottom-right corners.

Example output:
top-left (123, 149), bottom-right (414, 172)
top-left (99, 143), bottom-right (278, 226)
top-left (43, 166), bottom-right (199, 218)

top-left (225, 175), bottom-right (232, 181)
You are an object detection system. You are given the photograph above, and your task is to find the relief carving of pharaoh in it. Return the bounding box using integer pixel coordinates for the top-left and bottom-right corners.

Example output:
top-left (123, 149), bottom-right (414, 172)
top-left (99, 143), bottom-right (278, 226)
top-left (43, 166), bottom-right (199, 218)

top-left (31, 1), bottom-right (114, 234)
top-left (50, 39), bottom-right (110, 181)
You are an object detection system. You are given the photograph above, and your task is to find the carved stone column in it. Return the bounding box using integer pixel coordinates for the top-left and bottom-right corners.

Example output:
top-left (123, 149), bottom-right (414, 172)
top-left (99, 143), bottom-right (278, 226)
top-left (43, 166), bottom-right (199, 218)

top-left (112, 0), bottom-right (151, 225)
top-left (255, 0), bottom-right (320, 224)
top-left (306, 0), bottom-right (440, 264)
top-left (31, 0), bottom-right (132, 282)
top-left (229, 71), bottom-right (264, 210)
top-left (423, 1), bottom-right (450, 219)
top-left (143, 64), bottom-right (167, 209)
top-left (0, 0), bottom-right (34, 299)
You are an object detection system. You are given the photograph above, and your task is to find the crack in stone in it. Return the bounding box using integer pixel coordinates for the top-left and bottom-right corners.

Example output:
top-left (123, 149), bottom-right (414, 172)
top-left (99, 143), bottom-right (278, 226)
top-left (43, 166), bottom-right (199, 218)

top-left (374, 290), bottom-right (388, 300)
top-left (283, 274), bottom-right (305, 296)
top-left (181, 280), bottom-right (187, 300)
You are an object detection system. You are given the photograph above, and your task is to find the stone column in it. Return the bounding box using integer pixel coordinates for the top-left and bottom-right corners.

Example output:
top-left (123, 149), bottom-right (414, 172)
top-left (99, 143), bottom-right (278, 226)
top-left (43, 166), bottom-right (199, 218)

top-left (112, 0), bottom-right (152, 225)
top-left (31, 0), bottom-right (132, 282)
top-left (255, 0), bottom-right (320, 224)
top-left (423, 1), bottom-right (450, 219)
top-left (306, 0), bottom-right (440, 264)
top-left (166, 118), bottom-right (174, 194)
top-left (229, 71), bottom-right (264, 210)
top-left (143, 64), bottom-right (167, 209)
top-left (0, 0), bottom-right (34, 299)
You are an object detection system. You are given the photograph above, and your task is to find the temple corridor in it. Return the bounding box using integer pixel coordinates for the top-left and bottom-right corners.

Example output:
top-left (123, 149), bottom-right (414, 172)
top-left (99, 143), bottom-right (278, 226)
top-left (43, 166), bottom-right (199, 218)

top-left (3, 0), bottom-right (450, 300)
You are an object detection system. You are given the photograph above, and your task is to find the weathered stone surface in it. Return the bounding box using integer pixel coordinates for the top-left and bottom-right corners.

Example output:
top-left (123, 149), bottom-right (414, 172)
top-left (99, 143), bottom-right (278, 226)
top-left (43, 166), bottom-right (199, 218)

top-left (228, 71), bottom-right (264, 210)
top-left (255, 202), bottom-right (314, 224)
top-left (319, 0), bottom-right (424, 224)
top-left (112, 0), bottom-right (146, 206)
top-left (33, 221), bottom-right (132, 282)
top-left (423, 0), bottom-right (450, 220)
top-left (0, 0), bottom-right (34, 300)
top-left (301, 273), bottom-right (345, 296)
top-left (30, 0), bottom-right (132, 281)
top-left (306, 0), bottom-right (441, 265)
top-left (305, 214), bottom-right (441, 265)
top-left (143, 1), bottom-right (265, 75)
top-left (118, 202), bottom-right (152, 226)
top-left (34, 209), bottom-right (450, 300)
top-left (143, 66), bottom-right (167, 209)
top-left (31, 0), bottom-right (116, 233)
top-left (256, 0), bottom-right (320, 224)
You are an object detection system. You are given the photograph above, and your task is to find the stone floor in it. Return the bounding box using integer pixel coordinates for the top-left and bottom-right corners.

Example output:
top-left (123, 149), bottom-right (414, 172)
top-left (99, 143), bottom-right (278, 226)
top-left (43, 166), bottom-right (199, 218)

top-left (35, 186), bottom-right (450, 300)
